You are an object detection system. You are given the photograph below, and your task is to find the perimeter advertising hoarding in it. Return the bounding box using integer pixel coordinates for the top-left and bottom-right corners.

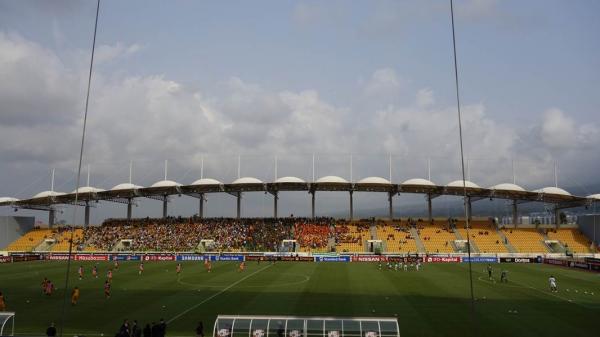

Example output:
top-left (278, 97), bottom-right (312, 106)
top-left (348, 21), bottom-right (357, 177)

top-left (111, 255), bottom-right (142, 261)
top-left (217, 255), bottom-right (244, 261)
top-left (143, 254), bottom-right (176, 261)
top-left (425, 256), bottom-right (461, 263)
top-left (543, 258), bottom-right (568, 266)
top-left (351, 255), bottom-right (388, 262)
top-left (315, 256), bottom-right (351, 262)
top-left (280, 255), bottom-right (313, 262)
top-left (462, 257), bottom-right (498, 263)
top-left (74, 254), bottom-right (109, 261)
top-left (177, 255), bottom-right (217, 261)
top-left (0, 256), bottom-right (11, 263)
top-left (499, 257), bottom-right (540, 263)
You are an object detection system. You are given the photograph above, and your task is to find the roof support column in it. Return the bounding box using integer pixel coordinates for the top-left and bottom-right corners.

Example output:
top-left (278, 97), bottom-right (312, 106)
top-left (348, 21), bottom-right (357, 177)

top-left (273, 191), bottom-right (278, 219)
top-left (127, 198), bottom-right (133, 221)
top-left (310, 191), bottom-right (315, 220)
top-left (427, 195), bottom-right (433, 222)
top-left (349, 191), bottom-right (354, 221)
top-left (236, 192), bottom-right (241, 219)
top-left (48, 208), bottom-right (55, 228)
top-left (162, 196), bottom-right (168, 218)
top-left (512, 200), bottom-right (518, 226)
top-left (84, 201), bottom-right (90, 227)
top-left (466, 196), bottom-right (472, 222)
top-left (388, 192), bottom-right (393, 220)
top-left (199, 193), bottom-right (205, 219)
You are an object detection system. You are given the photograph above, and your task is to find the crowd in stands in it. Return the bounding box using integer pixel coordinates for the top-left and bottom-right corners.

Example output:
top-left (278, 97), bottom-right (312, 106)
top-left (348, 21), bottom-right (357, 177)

top-left (83, 217), bottom-right (296, 252)
top-left (294, 218), bottom-right (335, 250)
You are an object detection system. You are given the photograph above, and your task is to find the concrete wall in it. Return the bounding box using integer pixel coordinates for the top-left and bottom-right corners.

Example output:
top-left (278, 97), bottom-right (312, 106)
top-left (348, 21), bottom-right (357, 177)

top-left (0, 216), bottom-right (35, 249)
top-left (578, 214), bottom-right (600, 246)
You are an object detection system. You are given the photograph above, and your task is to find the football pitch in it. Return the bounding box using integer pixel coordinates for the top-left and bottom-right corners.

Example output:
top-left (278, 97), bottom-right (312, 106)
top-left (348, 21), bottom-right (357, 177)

top-left (1, 261), bottom-right (599, 337)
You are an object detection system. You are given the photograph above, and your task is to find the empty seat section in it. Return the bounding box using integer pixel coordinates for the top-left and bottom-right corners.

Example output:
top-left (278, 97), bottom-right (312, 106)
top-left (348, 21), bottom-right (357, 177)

top-left (502, 228), bottom-right (548, 253)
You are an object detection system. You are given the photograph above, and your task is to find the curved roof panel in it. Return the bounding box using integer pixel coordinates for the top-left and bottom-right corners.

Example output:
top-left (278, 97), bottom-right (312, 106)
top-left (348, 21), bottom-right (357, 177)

top-left (111, 183), bottom-right (143, 191)
top-left (490, 183), bottom-right (526, 192)
top-left (275, 176), bottom-right (306, 184)
top-left (446, 180), bottom-right (480, 188)
top-left (534, 187), bottom-right (571, 196)
top-left (357, 176), bottom-right (391, 184)
top-left (0, 197), bottom-right (19, 203)
top-left (232, 177), bottom-right (263, 184)
top-left (587, 194), bottom-right (600, 200)
top-left (150, 180), bottom-right (182, 188)
top-left (401, 178), bottom-right (436, 186)
top-left (71, 186), bottom-right (105, 194)
top-left (191, 178), bottom-right (223, 186)
top-left (315, 175), bottom-right (349, 184)
top-left (32, 190), bottom-right (65, 199)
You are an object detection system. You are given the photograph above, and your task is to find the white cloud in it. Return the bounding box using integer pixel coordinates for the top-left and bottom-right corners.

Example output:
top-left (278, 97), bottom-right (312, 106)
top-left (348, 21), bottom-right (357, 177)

top-left (0, 32), bottom-right (598, 213)
top-left (95, 42), bottom-right (142, 64)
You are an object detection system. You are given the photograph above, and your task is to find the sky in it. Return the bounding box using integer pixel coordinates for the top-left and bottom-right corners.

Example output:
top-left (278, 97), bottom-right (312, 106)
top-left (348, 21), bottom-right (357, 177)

top-left (0, 0), bottom-right (599, 224)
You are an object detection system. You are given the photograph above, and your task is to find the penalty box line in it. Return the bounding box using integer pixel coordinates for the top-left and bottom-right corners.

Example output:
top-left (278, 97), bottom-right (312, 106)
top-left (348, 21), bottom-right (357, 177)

top-left (168, 263), bottom-right (273, 324)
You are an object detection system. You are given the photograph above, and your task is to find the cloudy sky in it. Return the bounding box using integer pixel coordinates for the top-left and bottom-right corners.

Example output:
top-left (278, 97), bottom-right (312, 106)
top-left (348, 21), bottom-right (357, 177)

top-left (0, 0), bottom-right (599, 223)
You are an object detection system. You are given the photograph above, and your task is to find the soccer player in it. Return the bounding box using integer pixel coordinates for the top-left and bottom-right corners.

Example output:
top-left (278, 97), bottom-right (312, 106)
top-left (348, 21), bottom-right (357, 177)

top-left (139, 262), bottom-right (144, 275)
top-left (403, 263), bottom-right (408, 271)
top-left (0, 291), bottom-right (6, 311)
top-left (378, 262), bottom-right (382, 270)
top-left (71, 286), bottom-right (80, 305)
top-left (78, 265), bottom-right (84, 280)
top-left (207, 261), bottom-right (212, 273)
top-left (92, 266), bottom-right (98, 278)
top-left (549, 275), bottom-right (558, 293)
top-left (416, 261), bottom-right (421, 271)
top-left (114, 260), bottom-right (120, 270)
top-left (45, 280), bottom-right (54, 296)
top-left (107, 269), bottom-right (113, 283)
top-left (176, 263), bottom-right (182, 275)
top-left (41, 277), bottom-right (49, 294)
top-left (104, 280), bottom-right (111, 299)
top-left (239, 261), bottom-right (245, 272)
top-left (487, 264), bottom-right (493, 280)
top-left (500, 270), bottom-right (508, 283)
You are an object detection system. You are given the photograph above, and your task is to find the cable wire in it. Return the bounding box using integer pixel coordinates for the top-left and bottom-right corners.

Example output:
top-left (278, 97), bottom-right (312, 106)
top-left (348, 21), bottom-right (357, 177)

top-left (449, 0), bottom-right (477, 335)
top-left (58, 1), bottom-right (100, 336)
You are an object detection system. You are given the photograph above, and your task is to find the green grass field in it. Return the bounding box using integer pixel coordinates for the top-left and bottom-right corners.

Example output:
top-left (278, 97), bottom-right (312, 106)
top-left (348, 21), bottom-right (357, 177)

top-left (1, 260), bottom-right (599, 337)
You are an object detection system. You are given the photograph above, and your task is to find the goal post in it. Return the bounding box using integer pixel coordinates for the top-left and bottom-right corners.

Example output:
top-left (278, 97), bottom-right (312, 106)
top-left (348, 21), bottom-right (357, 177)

top-left (0, 312), bottom-right (15, 336)
top-left (213, 315), bottom-right (400, 337)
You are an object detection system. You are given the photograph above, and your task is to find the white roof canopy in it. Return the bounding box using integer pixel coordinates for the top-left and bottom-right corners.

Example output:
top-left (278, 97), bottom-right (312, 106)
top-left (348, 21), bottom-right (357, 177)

top-left (489, 183), bottom-right (525, 192)
top-left (588, 194), bottom-right (600, 200)
top-left (32, 190), bottom-right (65, 199)
top-left (357, 176), bottom-right (391, 184)
top-left (0, 197), bottom-right (19, 203)
top-left (71, 186), bottom-right (104, 194)
top-left (275, 176), bottom-right (306, 184)
top-left (150, 180), bottom-right (182, 188)
top-left (446, 180), bottom-right (480, 188)
top-left (534, 187), bottom-right (571, 196)
top-left (191, 178), bottom-right (223, 186)
top-left (232, 177), bottom-right (263, 184)
top-left (402, 178), bottom-right (435, 186)
top-left (316, 175), bottom-right (349, 184)
top-left (111, 183), bottom-right (143, 191)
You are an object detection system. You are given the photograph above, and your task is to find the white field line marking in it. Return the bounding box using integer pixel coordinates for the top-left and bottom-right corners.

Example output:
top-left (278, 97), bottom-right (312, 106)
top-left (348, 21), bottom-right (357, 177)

top-left (167, 263), bottom-right (272, 324)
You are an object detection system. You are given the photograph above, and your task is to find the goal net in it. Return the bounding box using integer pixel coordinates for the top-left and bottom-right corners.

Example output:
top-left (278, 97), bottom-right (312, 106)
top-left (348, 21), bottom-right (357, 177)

top-left (0, 312), bottom-right (15, 336)
top-left (213, 315), bottom-right (400, 337)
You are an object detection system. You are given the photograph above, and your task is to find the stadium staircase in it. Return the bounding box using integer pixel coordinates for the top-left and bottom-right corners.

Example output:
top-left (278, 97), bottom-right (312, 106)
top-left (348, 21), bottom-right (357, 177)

top-left (496, 228), bottom-right (517, 253)
top-left (546, 228), bottom-right (594, 254)
top-left (539, 229), bottom-right (565, 253)
top-left (409, 227), bottom-right (426, 253)
top-left (453, 228), bottom-right (480, 253)
top-left (34, 240), bottom-right (53, 252)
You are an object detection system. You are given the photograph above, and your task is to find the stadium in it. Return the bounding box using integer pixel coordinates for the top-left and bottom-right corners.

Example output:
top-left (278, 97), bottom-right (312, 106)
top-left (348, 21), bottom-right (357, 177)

top-left (1, 1), bottom-right (600, 337)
